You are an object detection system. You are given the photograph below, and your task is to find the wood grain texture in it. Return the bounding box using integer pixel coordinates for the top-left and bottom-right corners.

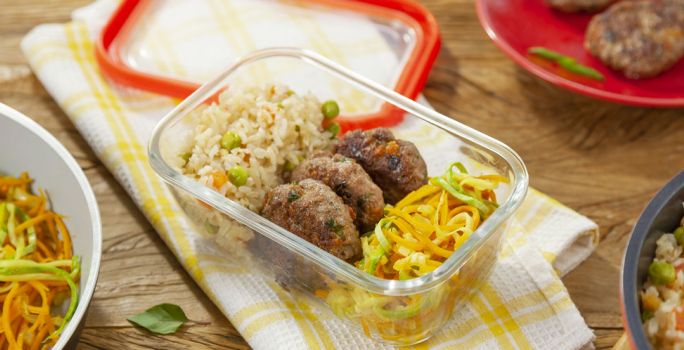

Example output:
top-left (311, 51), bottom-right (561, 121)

top-left (3, 0), bottom-right (682, 348)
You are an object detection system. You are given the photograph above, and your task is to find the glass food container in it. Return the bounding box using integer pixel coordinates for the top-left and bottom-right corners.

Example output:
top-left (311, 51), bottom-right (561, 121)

top-left (148, 47), bottom-right (528, 345)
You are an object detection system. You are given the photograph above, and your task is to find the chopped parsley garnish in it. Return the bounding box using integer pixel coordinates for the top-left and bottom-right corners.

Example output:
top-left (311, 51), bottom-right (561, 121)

top-left (287, 190), bottom-right (300, 202)
top-left (325, 218), bottom-right (344, 234)
top-left (357, 193), bottom-right (373, 206)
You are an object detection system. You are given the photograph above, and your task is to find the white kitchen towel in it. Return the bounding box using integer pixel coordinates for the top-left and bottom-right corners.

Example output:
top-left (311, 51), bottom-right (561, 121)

top-left (21, 0), bottom-right (599, 349)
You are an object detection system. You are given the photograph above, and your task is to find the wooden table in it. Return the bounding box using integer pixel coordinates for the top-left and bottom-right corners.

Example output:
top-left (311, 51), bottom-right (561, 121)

top-left (2, 0), bottom-right (683, 349)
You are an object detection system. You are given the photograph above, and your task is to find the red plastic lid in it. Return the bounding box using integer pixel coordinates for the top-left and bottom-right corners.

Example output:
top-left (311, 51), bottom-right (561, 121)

top-left (95, 0), bottom-right (441, 129)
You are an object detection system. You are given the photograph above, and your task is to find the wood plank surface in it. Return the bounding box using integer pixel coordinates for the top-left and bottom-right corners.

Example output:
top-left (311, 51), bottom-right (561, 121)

top-left (3, 0), bottom-right (683, 348)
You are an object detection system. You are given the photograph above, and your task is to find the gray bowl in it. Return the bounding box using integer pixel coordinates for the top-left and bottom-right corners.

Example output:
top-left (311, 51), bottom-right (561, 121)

top-left (0, 103), bottom-right (102, 349)
top-left (621, 169), bottom-right (684, 350)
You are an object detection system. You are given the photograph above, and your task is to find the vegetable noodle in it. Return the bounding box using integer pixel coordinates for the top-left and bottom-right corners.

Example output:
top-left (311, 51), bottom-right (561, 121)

top-left (320, 163), bottom-right (507, 342)
top-left (357, 162), bottom-right (507, 280)
top-left (0, 173), bottom-right (80, 350)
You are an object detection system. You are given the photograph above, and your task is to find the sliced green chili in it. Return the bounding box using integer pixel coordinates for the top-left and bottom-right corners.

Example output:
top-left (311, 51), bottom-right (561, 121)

top-left (431, 177), bottom-right (488, 217)
top-left (366, 245), bottom-right (385, 275)
top-left (528, 47), bottom-right (564, 61)
top-left (0, 261), bottom-right (79, 339)
top-left (528, 47), bottom-right (605, 81)
top-left (15, 207), bottom-right (36, 256)
top-left (0, 203), bottom-right (7, 247)
top-left (374, 219), bottom-right (392, 253)
top-left (373, 296), bottom-right (428, 319)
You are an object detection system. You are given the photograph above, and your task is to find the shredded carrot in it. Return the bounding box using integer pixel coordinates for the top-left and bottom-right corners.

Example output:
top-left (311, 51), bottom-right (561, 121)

top-left (29, 326), bottom-right (47, 350)
top-left (16, 320), bottom-right (28, 349)
top-left (0, 173), bottom-right (78, 349)
top-left (14, 214), bottom-right (51, 236)
top-left (3, 283), bottom-right (20, 348)
top-left (11, 197), bottom-right (38, 209)
top-left (477, 174), bottom-right (509, 183)
top-left (394, 185), bottom-right (440, 210)
top-left (449, 206), bottom-right (480, 228)
top-left (35, 241), bottom-right (53, 261)
top-left (36, 190), bottom-right (46, 216)
top-left (54, 217), bottom-right (71, 260)
top-left (361, 319), bottom-right (371, 338)
top-left (375, 265), bottom-right (385, 279)
top-left (0, 179), bottom-right (31, 187)
top-left (488, 190), bottom-right (497, 203)
top-left (382, 229), bottom-right (423, 251)
top-left (18, 173), bottom-right (28, 193)
top-left (426, 260), bottom-right (442, 267)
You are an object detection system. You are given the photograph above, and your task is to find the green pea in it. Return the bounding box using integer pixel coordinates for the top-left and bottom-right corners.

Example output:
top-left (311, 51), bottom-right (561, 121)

top-left (321, 100), bottom-right (339, 119)
top-left (276, 102), bottom-right (284, 109)
top-left (221, 131), bottom-right (242, 151)
top-left (178, 152), bottom-right (192, 163)
top-left (326, 122), bottom-right (341, 139)
top-left (642, 310), bottom-right (655, 322)
top-left (228, 166), bottom-right (249, 187)
top-left (649, 261), bottom-right (676, 285)
top-left (284, 155), bottom-right (304, 172)
top-left (285, 161), bottom-right (297, 172)
top-left (675, 227), bottom-right (684, 246)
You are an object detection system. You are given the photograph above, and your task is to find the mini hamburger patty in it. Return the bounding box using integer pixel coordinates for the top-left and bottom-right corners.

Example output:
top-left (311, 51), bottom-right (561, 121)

top-left (545, 0), bottom-right (616, 12)
top-left (584, 0), bottom-right (684, 79)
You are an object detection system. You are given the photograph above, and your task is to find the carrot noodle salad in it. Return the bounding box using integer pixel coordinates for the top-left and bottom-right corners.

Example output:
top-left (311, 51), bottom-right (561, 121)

top-left (0, 173), bottom-right (80, 350)
top-left (319, 163), bottom-right (507, 341)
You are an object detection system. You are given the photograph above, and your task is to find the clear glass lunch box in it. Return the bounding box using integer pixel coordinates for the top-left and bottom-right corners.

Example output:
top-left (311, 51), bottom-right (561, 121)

top-left (148, 48), bottom-right (529, 345)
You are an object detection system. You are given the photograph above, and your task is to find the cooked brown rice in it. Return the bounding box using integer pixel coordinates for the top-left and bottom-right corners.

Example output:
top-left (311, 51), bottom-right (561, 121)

top-left (165, 83), bottom-right (335, 255)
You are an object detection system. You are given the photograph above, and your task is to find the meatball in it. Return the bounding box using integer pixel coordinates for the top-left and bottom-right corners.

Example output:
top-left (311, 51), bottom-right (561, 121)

top-left (259, 179), bottom-right (362, 289)
top-left (585, 1), bottom-right (684, 79)
top-left (291, 151), bottom-right (384, 233)
top-left (261, 179), bottom-right (361, 263)
top-left (333, 128), bottom-right (428, 205)
top-left (545, 0), bottom-right (616, 12)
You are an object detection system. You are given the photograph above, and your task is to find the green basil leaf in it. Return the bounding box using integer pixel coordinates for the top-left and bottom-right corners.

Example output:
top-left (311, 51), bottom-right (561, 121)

top-left (127, 303), bottom-right (190, 334)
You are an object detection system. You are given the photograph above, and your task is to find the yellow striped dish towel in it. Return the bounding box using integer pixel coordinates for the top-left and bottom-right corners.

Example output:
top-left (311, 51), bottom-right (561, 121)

top-left (21, 0), bottom-right (599, 349)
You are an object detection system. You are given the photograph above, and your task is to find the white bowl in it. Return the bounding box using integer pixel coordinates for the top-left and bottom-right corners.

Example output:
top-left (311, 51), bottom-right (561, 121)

top-left (0, 103), bottom-right (102, 349)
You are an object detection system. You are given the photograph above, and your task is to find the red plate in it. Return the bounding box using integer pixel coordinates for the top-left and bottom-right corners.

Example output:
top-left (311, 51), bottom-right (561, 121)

top-left (476, 0), bottom-right (684, 107)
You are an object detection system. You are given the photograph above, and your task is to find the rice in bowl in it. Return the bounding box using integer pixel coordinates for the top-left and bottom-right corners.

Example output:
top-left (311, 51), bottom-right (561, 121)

top-left (641, 208), bottom-right (684, 349)
top-left (165, 83), bottom-right (335, 255)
